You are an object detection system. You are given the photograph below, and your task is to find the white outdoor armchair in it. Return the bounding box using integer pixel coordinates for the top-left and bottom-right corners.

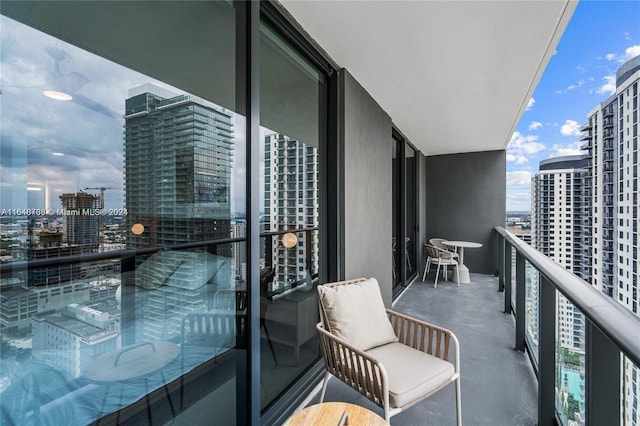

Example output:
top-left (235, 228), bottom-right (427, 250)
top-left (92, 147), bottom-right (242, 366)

top-left (423, 243), bottom-right (460, 287)
top-left (316, 278), bottom-right (461, 424)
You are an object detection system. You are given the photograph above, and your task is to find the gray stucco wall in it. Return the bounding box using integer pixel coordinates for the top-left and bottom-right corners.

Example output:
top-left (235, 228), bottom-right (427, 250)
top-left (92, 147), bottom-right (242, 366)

top-left (341, 70), bottom-right (394, 306)
top-left (425, 150), bottom-right (506, 275)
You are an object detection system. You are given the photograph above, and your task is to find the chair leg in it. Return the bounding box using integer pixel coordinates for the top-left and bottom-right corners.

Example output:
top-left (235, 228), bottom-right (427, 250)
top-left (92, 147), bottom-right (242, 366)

top-left (434, 263), bottom-right (440, 288)
top-left (422, 258), bottom-right (430, 281)
top-left (319, 372), bottom-right (331, 402)
top-left (455, 376), bottom-right (462, 426)
top-left (455, 263), bottom-right (460, 287)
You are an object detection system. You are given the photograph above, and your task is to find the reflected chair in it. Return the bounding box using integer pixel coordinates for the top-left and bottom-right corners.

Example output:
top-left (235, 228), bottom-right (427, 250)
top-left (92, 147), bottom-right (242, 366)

top-left (260, 267), bottom-right (278, 364)
top-left (316, 278), bottom-right (461, 424)
top-left (180, 312), bottom-right (237, 408)
top-left (423, 244), bottom-right (460, 287)
top-left (392, 237), bottom-right (413, 278)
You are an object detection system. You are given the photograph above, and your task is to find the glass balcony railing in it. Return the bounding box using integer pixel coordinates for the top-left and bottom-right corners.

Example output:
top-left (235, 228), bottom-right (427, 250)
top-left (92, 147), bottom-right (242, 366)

top-left (496, 226), bottom-right (640, 426)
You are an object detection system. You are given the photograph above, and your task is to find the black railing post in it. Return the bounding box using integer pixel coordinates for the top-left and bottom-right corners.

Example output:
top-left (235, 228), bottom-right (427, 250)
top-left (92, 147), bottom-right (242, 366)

top-left (515, 252), bottom-right (526, 351)
top-left (586, 320), bottom-right (620, 426)
top-left (538, 275), bottom-right (556, 426)
top-left (498, 234), bottom-right (505, 292)
top-left (504, 241), bottom-right (512, 314)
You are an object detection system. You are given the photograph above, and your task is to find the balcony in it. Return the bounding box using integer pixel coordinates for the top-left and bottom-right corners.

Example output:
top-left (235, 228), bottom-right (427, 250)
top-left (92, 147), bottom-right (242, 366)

top-left (309, 273), bottom-right (538, 425)
top-left (2, 228), bottom-right (640, 425)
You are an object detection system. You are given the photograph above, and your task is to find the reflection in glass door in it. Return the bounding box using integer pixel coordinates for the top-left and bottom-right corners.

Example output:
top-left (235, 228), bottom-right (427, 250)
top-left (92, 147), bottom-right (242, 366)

top-left (405, 145), bottom-right (417, 280)
top-left (0, 2), bottom-right (245, 424)
top-left (259, 20), bottom-right (326, 410)
top-left (392, 132), bottom-right (418, 295)
top-left (392, 137), bottom-right (401, 290)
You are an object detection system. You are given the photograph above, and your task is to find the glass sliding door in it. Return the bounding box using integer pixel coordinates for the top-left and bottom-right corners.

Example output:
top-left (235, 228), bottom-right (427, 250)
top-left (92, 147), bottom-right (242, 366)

top-left (392, 137), bottom-right (401, 289)
top-left (391, 132), bottom-right (419, 295)
top-left (259, 20), bottom-right (326, 410)
top-left (405, 145), bottom-right (417, 280)
top-left (0, 2), bottom-right (245, 424)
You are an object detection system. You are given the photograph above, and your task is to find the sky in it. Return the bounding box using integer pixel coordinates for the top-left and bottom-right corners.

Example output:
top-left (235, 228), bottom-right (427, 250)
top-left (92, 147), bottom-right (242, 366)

top-left (0, 14), bottom-right (248, 214)
top-left (506, 0), bottom-right (640, 212)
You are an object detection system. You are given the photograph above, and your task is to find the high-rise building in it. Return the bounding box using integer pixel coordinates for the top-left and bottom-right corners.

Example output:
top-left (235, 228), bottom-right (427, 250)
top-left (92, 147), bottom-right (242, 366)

top-left (580, 54), bottom-right (639, 426)
top-left (532, 155), bottom-right (589, 353)
top-left (263, 134), bottom-right (319, 287)
top-left (123, 84), bottom-right (235, 341)
top-left (124, 83), bottom-right (234, 249)
top-left (59, 192), bottom-right (100, 252)
top-left (532, 155), bottom-right (589, 423)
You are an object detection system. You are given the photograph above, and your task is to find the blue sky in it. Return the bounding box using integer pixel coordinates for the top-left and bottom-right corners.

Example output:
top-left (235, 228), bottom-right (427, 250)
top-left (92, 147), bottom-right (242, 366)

top-left (506, 0), bottom-right (640, 212)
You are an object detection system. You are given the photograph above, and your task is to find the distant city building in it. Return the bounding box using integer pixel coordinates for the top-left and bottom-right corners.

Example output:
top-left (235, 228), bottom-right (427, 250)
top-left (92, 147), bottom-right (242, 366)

top-left (231, 222), bottom-right (247, 282)
top-left (124, 83), bottom-right (234, 249)
top-left (59, 192), bottom-right (100, 253)
top-left (1, 282), bottom-right (91, 333)
top-left (580, 54), bottom-right (639, 426)
top-left (26, 231), bottom-right (81, 286)
top-left (31, 303), bottom-right (119, 378)
top-left (263, 134), bottom-right (319, 286)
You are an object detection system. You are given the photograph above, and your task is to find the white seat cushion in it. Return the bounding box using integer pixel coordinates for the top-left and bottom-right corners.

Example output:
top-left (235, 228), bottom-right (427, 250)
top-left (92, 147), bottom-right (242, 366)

top-left (366, 342), bottom-right (455, 408)
top-left (318, 278), bottom-right (398, 351)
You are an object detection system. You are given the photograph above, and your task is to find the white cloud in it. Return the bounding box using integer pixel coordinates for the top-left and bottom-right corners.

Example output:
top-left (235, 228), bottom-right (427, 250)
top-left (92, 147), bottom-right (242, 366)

top-left (506, 153), bottom-right (529, 165)
top-left (622, 45), bottom-right (640, 61)
top-left (506, 132), bottom-right (546, 165)
top-left (506, 170), bottom-right (533, 211)
top-left (508, 132), bottom-right (546, 155)
top-left (596, 75), bottom-right (616, 95)
top-left (528, 121), bottom-right (542, 131)
top-left (548, 141), bottom-right (584, 158)
top-left (526, 97), bottom-right (535, 111)
top-left (604, 45), bottom-right (640, 63)
top-left (506, 171), bottom-right (532, 186)
top-left (555, 79), bottom-right (585, 94)
top-left (560, 120), bottom-right (581, 136)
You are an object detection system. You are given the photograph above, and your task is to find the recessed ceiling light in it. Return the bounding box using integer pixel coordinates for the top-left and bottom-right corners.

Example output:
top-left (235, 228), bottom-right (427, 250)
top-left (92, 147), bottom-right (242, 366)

top-left (42, 90), bottom-right (73, 101)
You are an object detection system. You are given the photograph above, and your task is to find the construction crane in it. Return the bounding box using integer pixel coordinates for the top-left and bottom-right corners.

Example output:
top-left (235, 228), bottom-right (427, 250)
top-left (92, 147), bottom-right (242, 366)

top-left (83, 186), bottom-right (121, 251)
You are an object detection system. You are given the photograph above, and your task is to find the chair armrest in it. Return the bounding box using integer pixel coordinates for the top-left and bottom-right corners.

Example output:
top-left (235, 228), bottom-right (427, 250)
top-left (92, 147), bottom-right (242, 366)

top-left (316, 322), bottom-right (388, 409)
top-left (386, 309), bottom-right (460, 374)
top-left (434, 246), bottom-right (458, 259)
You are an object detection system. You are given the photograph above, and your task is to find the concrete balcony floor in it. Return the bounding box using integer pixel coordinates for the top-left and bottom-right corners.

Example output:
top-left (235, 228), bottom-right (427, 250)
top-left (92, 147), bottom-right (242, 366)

top-left (306, 273), bottom-right (538, 425)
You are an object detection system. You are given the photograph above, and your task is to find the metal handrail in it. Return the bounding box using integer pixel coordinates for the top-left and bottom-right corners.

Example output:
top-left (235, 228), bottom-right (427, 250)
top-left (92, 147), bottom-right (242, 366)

top-left (0, 227), bottom-right (318, 275)
top-left (495, 226), bottom-right (640, 367)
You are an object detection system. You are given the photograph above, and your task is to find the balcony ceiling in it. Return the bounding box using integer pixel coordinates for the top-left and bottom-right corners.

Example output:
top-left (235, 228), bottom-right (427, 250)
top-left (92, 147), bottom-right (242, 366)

top-left (280, 0), bottom-right (577, 157)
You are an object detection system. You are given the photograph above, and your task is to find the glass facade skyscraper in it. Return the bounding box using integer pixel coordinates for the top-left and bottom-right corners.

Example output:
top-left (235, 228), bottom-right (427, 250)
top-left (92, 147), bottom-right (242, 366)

top-left (124, 83), bottom-right (234, 249)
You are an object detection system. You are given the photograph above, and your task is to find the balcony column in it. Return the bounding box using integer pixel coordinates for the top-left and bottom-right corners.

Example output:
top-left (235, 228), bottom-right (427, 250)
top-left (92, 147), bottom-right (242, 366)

top-left (498, 234), bottom-right (505, 292)
top-left (538, 275), bottom-right (556, 426)
top-left (504, 241), bottom-right (512, 314)
top-left (515, 252), bottom-right (525, 351)
top-left (585, 320), bottom-right (620, 426)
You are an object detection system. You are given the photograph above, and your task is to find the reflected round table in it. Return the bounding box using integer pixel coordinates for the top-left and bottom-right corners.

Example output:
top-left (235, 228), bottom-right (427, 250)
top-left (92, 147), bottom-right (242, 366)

top-left (442, 240), bottom-right (483, 284)
top-left (284, 402), bottom-right (387, 426)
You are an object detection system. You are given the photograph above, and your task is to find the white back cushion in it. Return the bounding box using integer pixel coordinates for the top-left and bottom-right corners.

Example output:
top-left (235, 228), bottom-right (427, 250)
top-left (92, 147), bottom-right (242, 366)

top-left (318, 278), bottom-right (398, 351)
